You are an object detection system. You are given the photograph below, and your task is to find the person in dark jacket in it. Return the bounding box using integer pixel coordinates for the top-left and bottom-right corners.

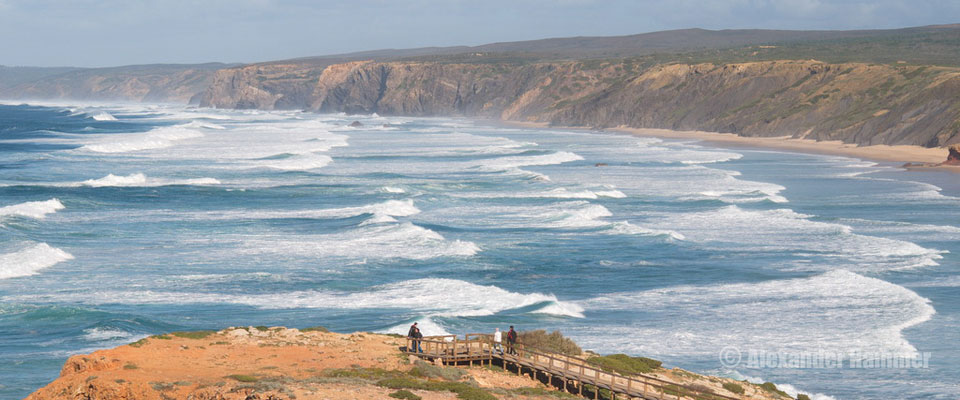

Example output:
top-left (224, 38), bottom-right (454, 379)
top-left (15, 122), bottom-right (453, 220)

top-left (506, 325), bottom-right (518, 355)
top-left (407, 322), bottom-right (422, 353)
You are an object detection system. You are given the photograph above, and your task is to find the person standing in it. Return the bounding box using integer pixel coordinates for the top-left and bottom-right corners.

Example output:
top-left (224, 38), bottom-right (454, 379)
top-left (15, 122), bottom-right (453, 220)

top-left (413, 326), bottom-right (424, 353)
top-left (407, 322), bottom-right (420, 353)
top-left (506, 325), bottom-right (518, 355)
top-left (493, 327), bottom-right (503, 355)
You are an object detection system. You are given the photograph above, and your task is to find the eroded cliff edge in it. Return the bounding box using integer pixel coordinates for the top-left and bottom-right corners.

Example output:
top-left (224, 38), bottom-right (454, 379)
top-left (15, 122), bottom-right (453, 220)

top-left (199, 59), bottom-right (960, 147)
top-left (26, 327), bottom-right (794, 400)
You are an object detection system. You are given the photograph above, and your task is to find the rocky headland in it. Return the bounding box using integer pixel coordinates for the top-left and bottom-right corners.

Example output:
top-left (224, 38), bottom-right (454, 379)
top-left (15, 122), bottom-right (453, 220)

top-left (26, 327), bottom-right (797, 400)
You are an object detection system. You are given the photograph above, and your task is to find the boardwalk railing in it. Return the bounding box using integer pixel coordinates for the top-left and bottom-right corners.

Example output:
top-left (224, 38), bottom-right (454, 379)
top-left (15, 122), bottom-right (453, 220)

top-left (404, 333), bottom-right (743, 400)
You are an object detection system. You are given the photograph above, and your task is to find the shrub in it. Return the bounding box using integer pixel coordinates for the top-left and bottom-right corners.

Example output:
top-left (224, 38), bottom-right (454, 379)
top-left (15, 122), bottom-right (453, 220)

top-left (376, 378), bottom-right (496, 400)
top-left (510, 387), bottom-right (579, 399)
top-left (129, 338), bottom-right (149, 348)
top-left (301, 326), bottom-right (329, 333)
top-left (323, 367), bottom-right (396, 379)
top-left (389, 390), bottom-right (422, 400)
top-left (797, 395), bottom-right (811, 400)
top-left (408, 361), bottom-right (466, 381)
top-left (171, 330), bottom-right (216, 339)
top-left (226, 374), bottom-right (258, 383)
top-left (253, 326), bottom-right (269, 331)
top-left (760, 382), bottom-right (789, 397)
top-left (722, 382), bottom-right (745, 395)
top-left (123, 363), bottom-right (138, 370)
top-left (518, 330), bottom-right (582, 356)
top-left (586, 354), bottom-right (662, 375)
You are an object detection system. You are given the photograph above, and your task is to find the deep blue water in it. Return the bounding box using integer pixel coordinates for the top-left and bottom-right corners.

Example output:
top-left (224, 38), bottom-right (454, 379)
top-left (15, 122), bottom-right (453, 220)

top-left (0, 103), bottom-right (958, 399)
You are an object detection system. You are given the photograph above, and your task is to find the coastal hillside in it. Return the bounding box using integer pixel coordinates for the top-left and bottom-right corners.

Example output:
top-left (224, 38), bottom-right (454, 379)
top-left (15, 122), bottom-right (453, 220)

top-left (0, 63), bottom-right (230, 103)
top-left (26, 327), bottom-right (793, 400)
top-left (199, 59), bottom-right (960, 147)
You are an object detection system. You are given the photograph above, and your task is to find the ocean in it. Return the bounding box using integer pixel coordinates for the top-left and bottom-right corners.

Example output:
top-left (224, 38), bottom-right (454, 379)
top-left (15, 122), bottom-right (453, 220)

top-left (0, 103), bottom-right (957, 399)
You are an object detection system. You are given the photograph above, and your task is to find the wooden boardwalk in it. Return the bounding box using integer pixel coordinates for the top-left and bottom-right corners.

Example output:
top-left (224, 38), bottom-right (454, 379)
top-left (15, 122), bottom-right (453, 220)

top-left (404, 334), bottom-right (744, 400)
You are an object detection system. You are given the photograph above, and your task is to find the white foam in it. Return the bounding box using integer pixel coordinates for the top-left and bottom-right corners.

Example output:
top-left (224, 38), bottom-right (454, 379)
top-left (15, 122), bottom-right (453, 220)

top-left (237, 222), bottom-right (479, 260)
top-left (643, 205), bottom-right (944, 271)
top-left (89, 112), bottom-right (117, 121)
top-left (82, 328), bottom-right (138, 342)
top-left (455, 187), bottom-right (626, 200)
top-left (474, 151), bottom-right (583, 171)
top-left (383, 317), bottom-right (452, 337)
top-left (80, 125), bottom-right (205, 153)
top-left (77, 173), bottom-right (220, 188)
top-left (381, 186), bottom-right (406, 194)
top-left (730, 372), bottom-right (837, 400)
top-left (608, 221), bottom-right (686, 240)
top-left (576, 270), bottom-right (934, 358)
top-left (5, 278), bottom-right (583, 322)
top-left (0, 198), bottom-right (64, 220)
top-left (0, 243), bottom-right (74, 280)
top-left (255, 154), bottom-right (333, 171)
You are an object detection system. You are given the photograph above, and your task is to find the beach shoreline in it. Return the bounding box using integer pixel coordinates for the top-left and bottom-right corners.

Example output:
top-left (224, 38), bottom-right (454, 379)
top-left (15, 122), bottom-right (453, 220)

top-left (495, 120), bottom-right (958, 172)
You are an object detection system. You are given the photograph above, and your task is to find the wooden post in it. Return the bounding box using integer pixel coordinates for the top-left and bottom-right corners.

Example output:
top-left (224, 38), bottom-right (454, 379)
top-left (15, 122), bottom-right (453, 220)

top-left (594, 385), bottom-right (598, 400)
top-left (578, 380), bottom-right (582, 396)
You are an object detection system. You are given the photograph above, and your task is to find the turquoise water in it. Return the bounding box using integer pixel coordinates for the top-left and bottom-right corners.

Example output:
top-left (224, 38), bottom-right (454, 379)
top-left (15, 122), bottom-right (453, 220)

top-left (0, 103), bottom-right (957, 399)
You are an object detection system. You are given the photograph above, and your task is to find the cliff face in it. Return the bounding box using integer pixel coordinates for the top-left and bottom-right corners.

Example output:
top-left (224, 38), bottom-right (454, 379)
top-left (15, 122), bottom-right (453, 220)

top-left (199, 59), bottom-right (960, 147)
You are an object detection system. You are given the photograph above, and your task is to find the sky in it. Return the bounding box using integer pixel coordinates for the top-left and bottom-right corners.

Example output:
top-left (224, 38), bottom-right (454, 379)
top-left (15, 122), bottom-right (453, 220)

top-left (0, 0), bottom-right (958, 67)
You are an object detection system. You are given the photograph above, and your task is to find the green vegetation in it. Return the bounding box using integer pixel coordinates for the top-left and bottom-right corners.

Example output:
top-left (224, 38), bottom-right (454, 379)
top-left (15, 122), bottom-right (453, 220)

top-left (323, 367), bottom-right (396, 380)
top-left (152, 334), bottom-right (172, 340)
top-left (408, 361), bottom-right (467, 381)
top-left (509, 387), bottom-right (579, 399)
top-left (797, 394), bottom-right (811, 400)
top-left (586, 354), bottom-right (662, 375)
top-left (122, 363), bottom-right (138, 370)
top-left (150, 381), bottom-right (176, 391)
top-left (128, 338), bottom-right (149, 348)
top-left (170, 330), bottom-right (216, 339)
top-left (226, 374), bottom-right (259, 383)
top-left (388, 389), bottom-right (422, 400)
top-left (760, 382), bottom-right (790, 397)
top-left (376, 378), bottom-right (496, 400)
top-left (722, 382), bottom-right (745, 395)
top-left (254, 326), bottom-right (270, 331)
top-left (301, 326), bottom-right (329, 333)
top-left (518, 329), bottom-right (582, 356)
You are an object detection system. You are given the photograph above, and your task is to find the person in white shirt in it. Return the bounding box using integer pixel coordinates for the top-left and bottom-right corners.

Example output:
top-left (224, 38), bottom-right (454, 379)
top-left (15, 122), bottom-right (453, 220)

top-left (493, 327), bottom-right (503, 355)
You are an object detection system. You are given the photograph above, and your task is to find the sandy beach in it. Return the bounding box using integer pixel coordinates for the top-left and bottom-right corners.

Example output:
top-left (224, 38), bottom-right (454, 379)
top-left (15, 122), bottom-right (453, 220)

top-left (499, 120), bottom-right (955, 170)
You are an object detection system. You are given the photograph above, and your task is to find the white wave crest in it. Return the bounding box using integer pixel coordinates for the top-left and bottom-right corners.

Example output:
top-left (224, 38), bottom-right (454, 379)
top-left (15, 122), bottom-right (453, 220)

top-left (576, 270), bottom-right (934, 358)
top-left (77, 173), bottom-right (220, 188)
top-left (238, 222), bottom-right (479, 260)
top-left (381, 186), bottom-right (406, 193)
top-left (80, 125), bottom-right (204, 153)
top-left (89, 112), bottom-right (117, 121)
top-left (4, 278), bottom-right (583, 321)
top-left (0, 199), bottom-right (64, 220)
top-left (643, 205), bottom-right (943, 271)
top-left (474, 151), bottom-right (584, 171)
top-left (0, 243), bottom-right (74, 280)
top-left (255, 154), bottom-right (333, 171)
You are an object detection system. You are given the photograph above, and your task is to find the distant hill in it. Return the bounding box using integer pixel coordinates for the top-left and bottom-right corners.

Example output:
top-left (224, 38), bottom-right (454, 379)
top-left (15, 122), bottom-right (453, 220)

top-left (4, 24), bottom-right (960, 147)
top-left (0, 63), bottom-right (233, 103)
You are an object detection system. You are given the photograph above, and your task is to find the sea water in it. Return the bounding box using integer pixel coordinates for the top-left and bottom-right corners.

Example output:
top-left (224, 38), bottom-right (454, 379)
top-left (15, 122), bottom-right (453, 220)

top-left (0, 103), bottom-right (957, 399)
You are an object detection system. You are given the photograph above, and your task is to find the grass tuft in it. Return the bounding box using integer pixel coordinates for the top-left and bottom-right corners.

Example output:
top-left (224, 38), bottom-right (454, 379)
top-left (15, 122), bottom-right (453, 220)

top-left (225, 374), bottom-right (259, 383)
top-left (170, 330), bottom-right (216, 339)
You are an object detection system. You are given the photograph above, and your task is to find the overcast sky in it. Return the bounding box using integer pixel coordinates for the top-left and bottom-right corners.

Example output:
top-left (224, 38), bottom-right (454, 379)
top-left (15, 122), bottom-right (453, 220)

top-left (1, 0), bottom-right (957, 67)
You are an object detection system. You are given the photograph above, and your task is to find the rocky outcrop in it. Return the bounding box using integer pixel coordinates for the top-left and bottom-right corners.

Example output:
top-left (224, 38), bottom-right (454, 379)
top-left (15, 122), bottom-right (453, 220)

top-left (944, 144), bottom-right (960, 165)
top-left (198, 60), bottom-right (960, 147)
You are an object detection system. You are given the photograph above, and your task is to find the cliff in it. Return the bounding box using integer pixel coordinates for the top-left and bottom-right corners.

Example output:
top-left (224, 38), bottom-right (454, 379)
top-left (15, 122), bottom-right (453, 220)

top-left (199, 59), bottom-right (960, 147)
top-left (26, 327), bottom-right (793, 400)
